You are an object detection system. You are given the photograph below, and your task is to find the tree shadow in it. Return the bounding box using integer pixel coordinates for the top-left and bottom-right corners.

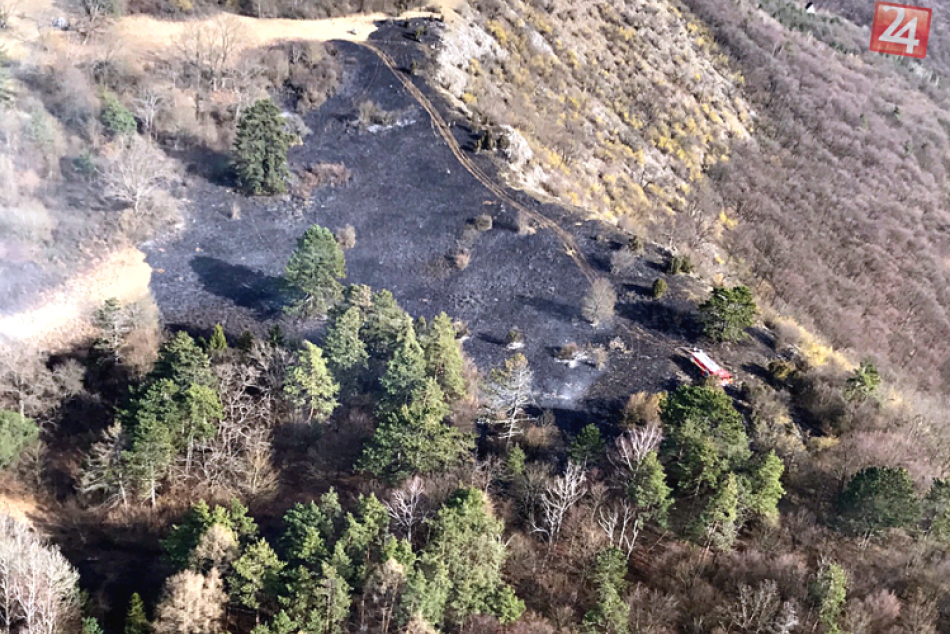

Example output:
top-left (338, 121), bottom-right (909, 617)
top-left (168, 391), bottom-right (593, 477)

top-left (618, 300), bottom-right (700, 340)
top-left (517, 294), bottom-right (577, 322)
top-left (190, 256), bottom-right (286, 319)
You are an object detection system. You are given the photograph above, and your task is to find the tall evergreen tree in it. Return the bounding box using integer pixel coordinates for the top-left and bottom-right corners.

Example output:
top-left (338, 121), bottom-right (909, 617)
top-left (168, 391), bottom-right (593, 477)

top-left (414, 488), bottom-right (524, 628)
top-left (362, 290), bottom-right (409, 358)
top-left (324, 306), bottom-right (368, 380)
top-left (230, 538), bottom-right (286, 615)
top-left (627, 451), bottom-right (673, 527)
top-left (284, 225), bottom-right (347, 319)
top-left (162, 499), bottom-right (259, 570)
top-left (284, 342), bottom-right (340, 423)
top-left (125, 593), bottom-right (151, 634)
top-left (208, 324), bottom-right (228, 352)
top-left (691, 473), bottom-right (739, 551)
top-left (583, 548), bottom-right (629, 634)
top-left (79, 421), bottom-right (131, 508)
top-left (660, 386), bottom-right (750, 493)
top-left (420, 313), bottom-right (466, 402)
top-left (379, 321), bottom-right (427, 410)
top-left (360, 379), bottom-right (473, 483)
top-left (0, 410), bottom-right (39, 469)
top-left (697, 285), bottom-right (756, 342)
top-left (233, 98), bottom-right (294, 195)
top-left (743, 451), bottom-right (785, 524)
top-left (124, 411), bottom-right (175, 507)
top-left (93, 297), bottom-right (131, 362)
top-left (836, 466), bottom-right (918, 536)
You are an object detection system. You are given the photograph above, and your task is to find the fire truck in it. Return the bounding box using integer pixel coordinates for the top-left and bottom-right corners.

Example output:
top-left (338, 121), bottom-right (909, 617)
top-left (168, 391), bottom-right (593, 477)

top-left (679, 348), bottom-right (734, 387)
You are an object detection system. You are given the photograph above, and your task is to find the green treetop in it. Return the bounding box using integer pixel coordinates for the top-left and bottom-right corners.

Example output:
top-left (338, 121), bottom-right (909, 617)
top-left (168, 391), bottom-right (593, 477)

top-left (420, 313), bottom-right (466, 402)
top-left (836, 466), bottom-right (919, 536)
top-left (233, 98), bottom-right (295, 195)
top-left (660, 386), bottom-right (750, 493)
top-left (379, 320), bottom-right (428, 410)
top-left (0, 410), bottom-right (39, 469)
top-left (284, 225), bottom-right (347, 319)
top-left (324, 306), bottom-right (369, 379)
top-left (698, 285), bottom-right (756, 342)
top-left (285, 342), bottom-right (340, 423)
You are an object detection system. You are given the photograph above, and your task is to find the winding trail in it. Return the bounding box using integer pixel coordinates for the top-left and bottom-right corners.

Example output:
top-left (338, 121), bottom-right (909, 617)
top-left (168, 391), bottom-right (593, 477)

top-left (358, 41), bottom-right (598, 284)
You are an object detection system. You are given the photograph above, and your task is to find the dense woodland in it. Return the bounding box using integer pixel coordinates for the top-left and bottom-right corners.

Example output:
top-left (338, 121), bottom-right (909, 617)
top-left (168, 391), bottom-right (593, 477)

top-left (3, 0), bottom-right (950, 630)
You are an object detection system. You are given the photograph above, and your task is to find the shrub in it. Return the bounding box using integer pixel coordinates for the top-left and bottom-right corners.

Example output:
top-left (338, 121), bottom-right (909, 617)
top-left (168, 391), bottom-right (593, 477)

top-left (336, 225), bottom-right (357, 250)
top-left (475, 213), bottom-right (493, 231)
top-left (555, 342), bottom-right (580, 361)
top-left (357, 100), bottom-right (397, 129)
top-left (651, 277), bottom-right (668, 299)
top-left (628, 235), bottom-right (644, 253)
top-left (582, 279), bottom-right (617, 327)
top-left (454, 250), bottom-right (471, 270)
top-left (698, 285), bottom-right (757, 343)
top-left (667, 255), bottom-right (693, 275)
top-left (610, 249), bottom-right (638, 276)
top-left (100, 92), bottom-right (137, 137)
top-left (505, 328), bottom-right (524, 349)
top-left (569, 424), bottom-right (605, 465)
top-left (836, 466), bottom-right (919, 536)
top-left (767, 359), bottom-right (797, 385)
top-left (233, 99), bottom-right (295, 195)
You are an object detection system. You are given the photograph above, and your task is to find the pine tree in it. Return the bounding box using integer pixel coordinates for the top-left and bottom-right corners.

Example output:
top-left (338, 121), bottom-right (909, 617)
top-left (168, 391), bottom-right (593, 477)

top-left (230, 538), bottom-right (286, 614)
top-left (844, 359), bottom-right (881, 402)
top-left (744, 451), bottom-right (785, 524)
top-left (811, 562), bottom-right (847, 634)
top-left (330, 493), bottom-right (390, 587)
top-left (124, 409), bottom-right (176, 507)
top-left (362, 290), bottom-right (409, 358)
top-left (361, 379), bottom-right (473, 483)
top-left (836, 466), bottom-right (918, 536)
top-left (162, 499), bottom-right (259, 570)
top-left (416, 488), bottom-right (523, 628)
top-left (379, 321), bottom-right (427, 410)
top-left (420, 313), bottom-right (466, 402)
top-left (208, 324), bottom-right (228, 352)
top-left (569, 424), bottom-right (605, 466)
top-left (125, 593), bottom-right (151, 634)
top-left (691, 473), bottom-right (739, 551)
top-left (0, 410), bottom-right (39, 469)
top-left (233, 99), bottom-right (294, 195)
top-left (93, 297), bottom-right (131, 362)
top-left (284, 225), bottom-right (346, 319)
top-left (151, 331), bottom-right (215, 390)
top-left (627, 451), bottom-right (672, 527)
top-left (284, 342), bottom-right (340, 423)
top-left (324, 306), bottom-right (368, 379)
top-left (660, 385), bottom-right (750, 493)
top-left (583, 548), bottom-right (629, 634)
top-left (83, 618), bottom-right (104, 634)
top-left (181, 383), bottom-right (223, 469)
top-left (697, 285), bottom-right (757, 342)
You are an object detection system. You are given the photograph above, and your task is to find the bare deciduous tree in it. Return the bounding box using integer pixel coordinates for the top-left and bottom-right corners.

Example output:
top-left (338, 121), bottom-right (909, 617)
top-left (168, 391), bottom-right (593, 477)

top-left (531, 461), bottom-right (587, 542)
top-left (610, 422), bottom-right (663, 475)
top-left (78, 422), bottom-right (130, 508)
top-left (0, 347), bottom-right (82, 421)
top-left (189, 524), bottom-right (239, 574)
top-left (582, 278), bottom-right (617, 328)
top-left (481, 354), bottom-right (535, 446)
top-left (597, 501), bottom-right (641, 559)
top-left (386, 476), bottom-right (426, 543)
top-left (132, 87), bottom-right (167, 139)
top-left (176, 16), bottom-right (247, 91)
top-left (99, 136), bottom-right (175, 213)
top-left (154, 569), bottom-right (226, 634)
top-left (0, 515), bottom-right (80, 634)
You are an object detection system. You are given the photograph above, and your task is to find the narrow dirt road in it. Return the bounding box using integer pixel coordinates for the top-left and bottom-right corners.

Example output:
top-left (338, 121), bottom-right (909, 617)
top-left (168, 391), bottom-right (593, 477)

top-left (357, 41), bottom-right (598, 284)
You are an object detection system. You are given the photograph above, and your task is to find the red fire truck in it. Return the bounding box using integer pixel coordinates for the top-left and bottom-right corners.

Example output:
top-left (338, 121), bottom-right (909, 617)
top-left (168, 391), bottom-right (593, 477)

top-left (680, 348), bottom-right (734, 387)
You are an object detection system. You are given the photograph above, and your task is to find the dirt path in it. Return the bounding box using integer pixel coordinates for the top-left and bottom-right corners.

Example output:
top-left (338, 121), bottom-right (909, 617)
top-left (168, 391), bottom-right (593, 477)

top-left (357, 41), bottom-right (598, 284)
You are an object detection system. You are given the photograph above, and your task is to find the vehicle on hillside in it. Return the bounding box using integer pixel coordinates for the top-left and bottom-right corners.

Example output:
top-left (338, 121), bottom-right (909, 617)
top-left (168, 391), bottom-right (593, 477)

top-left (678, 347), bottom-right (734, 386)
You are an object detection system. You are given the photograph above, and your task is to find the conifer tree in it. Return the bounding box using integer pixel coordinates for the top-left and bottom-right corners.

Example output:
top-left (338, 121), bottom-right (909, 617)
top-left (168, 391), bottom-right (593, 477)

top-left (284, 225), bottom-right (346, 319)
top-left (360, 379), bottom-right (473, 483)
top-left (325, 306), bottom-right (368, 379)
top-left (79, 422), bottom-right (130, 508)
top-left (362, 290), bottom-right (409, 357)
top-left (0, 410), bottom-right (39, 469)
top-left (811, 562), bottom-right (847, 634)
top-left (744, 451), bottom-right (785, 524)
top-left (93, 297), bottom-right (131, 362)
top-left (208, 324), bottom-right (228, 352)
top-left (230, 538), bottom-right (286, 615)
top-left (627, 451), bottom-right (673, 527)
top-left (379, 320), bottom-right (427, 410)
top-left (125, 593), bottom-right (151, 634)
top-left (233, 99), bottom-right (294, 195)
top-left (414, 488), bottom-right (524, 628)
top-left (692, 473), bottom-right (739, 551)
top-left (151, 331), bottom-right (215, 390)
top-left (698, 285), bottom-right (756, 342)
top-left (569, 424), bottom-right (605, 466)
top-left (660, 385), bottom-right (750, 493)
top-left (284, 342), bottom-right (340, 423)
top-left (420, 313), bottom-right (466, 402)
top-left (583, 548), bottom-right (629, 634)
top-left (125, 411), bottom-right (175, 507)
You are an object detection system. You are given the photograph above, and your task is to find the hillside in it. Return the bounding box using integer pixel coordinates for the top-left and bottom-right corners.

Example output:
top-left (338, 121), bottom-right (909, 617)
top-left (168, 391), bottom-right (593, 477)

top-left (441, 0), bottom-right (950, 399)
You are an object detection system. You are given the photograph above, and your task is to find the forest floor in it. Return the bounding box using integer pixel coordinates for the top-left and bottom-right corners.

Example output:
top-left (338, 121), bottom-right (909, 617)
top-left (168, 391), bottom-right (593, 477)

top-left (144, 22), bottom-right (778, 422)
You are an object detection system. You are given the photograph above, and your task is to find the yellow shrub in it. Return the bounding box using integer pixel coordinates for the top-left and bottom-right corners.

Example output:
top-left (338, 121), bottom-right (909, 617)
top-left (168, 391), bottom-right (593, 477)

top-left (487, 20), bottom-right (508, 47)
top-left (462, 93), bottom-right (477, 105)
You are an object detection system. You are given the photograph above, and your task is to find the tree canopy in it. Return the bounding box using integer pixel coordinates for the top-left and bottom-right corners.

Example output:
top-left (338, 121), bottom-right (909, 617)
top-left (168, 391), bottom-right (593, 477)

top-left (233, 99), bottom-right (295, 195)
top-left (836, 466), bottom-right (919, 536)
top-left (284, 225), bottom-right (347, 319)
top-left (698, 285), bottom-right (756, 342)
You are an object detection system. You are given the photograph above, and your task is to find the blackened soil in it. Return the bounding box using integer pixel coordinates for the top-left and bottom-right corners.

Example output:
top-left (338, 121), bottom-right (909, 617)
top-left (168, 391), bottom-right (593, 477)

top-left (144, 25), bottom-right (774, 418)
